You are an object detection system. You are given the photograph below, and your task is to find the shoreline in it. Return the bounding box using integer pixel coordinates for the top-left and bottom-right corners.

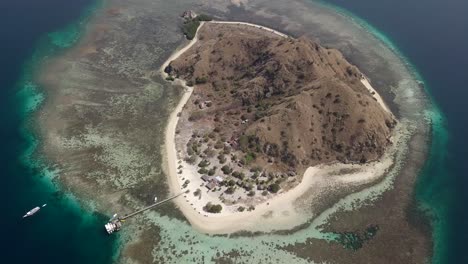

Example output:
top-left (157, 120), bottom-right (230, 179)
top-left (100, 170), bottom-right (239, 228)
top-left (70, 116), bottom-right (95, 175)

top-left (360, 77), bottom-right (391, 113)
top-left (162, 21), bottom-right (399, 234)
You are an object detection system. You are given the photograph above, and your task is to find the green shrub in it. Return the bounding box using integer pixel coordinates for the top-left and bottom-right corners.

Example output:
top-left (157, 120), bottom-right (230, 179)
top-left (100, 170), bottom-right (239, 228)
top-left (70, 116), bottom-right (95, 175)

top-left (218, 154), bottom-right (227, 164)
top-left (181, 20), bottom-right (200, 40)
top-left (198, 159), bottom-right (210, 167)
top-left (188, 111), bottom-right (204, 121)
top-left (214, 141), bottom-right (224, 149)
top-left (244, 152), bottom-right (255, 164)
top-left (268, 183), bottom-right (280, 193)
top-left (221, 165), bottom-right (233, 175)
top-left (204, 202), bottom-right (223, 213)
top-left (195, 76), bottom-right (207, 84)
top-left (185, 155), bottom-right (197, 164)
top-left (204, 147), bottom-right (216, 157)
top-left (196, 14), bottom-right (212, 21)
top-left (225, 186), bottom-right (235, 194)
top-left (207, 166), bottom-right (217, 176)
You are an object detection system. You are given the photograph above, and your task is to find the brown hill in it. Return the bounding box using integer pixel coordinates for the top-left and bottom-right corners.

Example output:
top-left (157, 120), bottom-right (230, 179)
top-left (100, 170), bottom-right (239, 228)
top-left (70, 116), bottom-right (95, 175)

top-left (166, 22), bottom-right (396, 172)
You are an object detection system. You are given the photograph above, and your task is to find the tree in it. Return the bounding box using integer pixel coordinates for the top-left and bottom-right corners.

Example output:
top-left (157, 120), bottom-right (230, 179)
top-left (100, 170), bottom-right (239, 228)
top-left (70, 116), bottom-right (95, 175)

top-left (185, 155), bottom-right (197, 164)
top-left (268, 183), bottom-right (280, 193)
top-left (232, 171), bottom-right (241, 178)
top-left (207, 166), bottom-right (217, 176)
top-left (221, 165), bottom-right (233, 175)
top-left (218, 154), bottom-right (227, 164)
top-left (204, 202), bottom-right (223, 213)
top-left (225, 187), bottom-right (235, 194)
top-left (198, 159), bottom-right (210, 167)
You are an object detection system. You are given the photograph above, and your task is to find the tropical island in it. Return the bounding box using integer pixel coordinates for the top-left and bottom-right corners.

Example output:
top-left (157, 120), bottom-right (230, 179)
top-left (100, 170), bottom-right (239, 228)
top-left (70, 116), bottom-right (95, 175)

top-left (163, 14), bottom-right (399, 232)
top-left (35, 0), bottom-right (434, 261)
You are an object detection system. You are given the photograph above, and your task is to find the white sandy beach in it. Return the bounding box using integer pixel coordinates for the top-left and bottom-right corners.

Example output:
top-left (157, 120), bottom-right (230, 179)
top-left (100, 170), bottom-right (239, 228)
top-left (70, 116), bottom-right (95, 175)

top-left (210, 21), bottom-right (288, 38)
top-left (361, 77), bottom-right (391, 113)
top-left (162, 21), bottom-right (396, 234)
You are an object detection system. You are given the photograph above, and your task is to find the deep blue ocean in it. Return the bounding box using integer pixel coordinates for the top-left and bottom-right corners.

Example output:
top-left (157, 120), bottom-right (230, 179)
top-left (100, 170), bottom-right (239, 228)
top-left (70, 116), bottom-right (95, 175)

top-left (1, 0), bottom-right (466, 263)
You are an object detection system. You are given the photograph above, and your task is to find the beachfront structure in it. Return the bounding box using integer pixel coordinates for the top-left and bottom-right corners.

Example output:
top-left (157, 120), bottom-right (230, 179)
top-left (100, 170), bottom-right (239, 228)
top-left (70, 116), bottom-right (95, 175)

top-left (206, 182), bottom-right (217, 190)
top-left (104, 191), bottom-right (186, 234)
top-left (201, 175), bottom-right (211, 182)
top-left (215, 176), bottom-right (224, 183)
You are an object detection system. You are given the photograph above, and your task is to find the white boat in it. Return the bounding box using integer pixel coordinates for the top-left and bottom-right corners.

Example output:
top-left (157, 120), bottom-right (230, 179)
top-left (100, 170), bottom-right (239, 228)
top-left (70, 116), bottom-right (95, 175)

top-left (23, 207), bottom-right (41, 218)
top-left (23, 204), bottom-right (46, 218)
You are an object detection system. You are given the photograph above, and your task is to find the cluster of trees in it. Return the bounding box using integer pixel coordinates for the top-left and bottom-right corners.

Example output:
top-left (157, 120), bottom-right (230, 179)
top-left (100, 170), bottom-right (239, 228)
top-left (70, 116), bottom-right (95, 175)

top-left (238, 135), bottom-right (261, 152)
top-left (231, 171), bottom-right (244, 179)
top-left (181, 14), bottom-right (212, 40)
top-left (204, 202), bottom-right (222, 213)
top-left (181, 20), bottom-right (200, 40)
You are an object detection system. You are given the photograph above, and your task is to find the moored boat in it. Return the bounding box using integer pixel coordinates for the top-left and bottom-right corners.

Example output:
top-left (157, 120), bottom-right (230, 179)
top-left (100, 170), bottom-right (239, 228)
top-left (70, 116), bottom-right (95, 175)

top-left (23, 207), bottom-right (40, 218)
top-left (23, 204), bottom-right (46, 218)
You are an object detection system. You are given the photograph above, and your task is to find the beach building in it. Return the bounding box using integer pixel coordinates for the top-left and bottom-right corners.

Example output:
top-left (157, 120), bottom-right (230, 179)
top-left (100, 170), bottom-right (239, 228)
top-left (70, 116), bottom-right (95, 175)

top-left (206, 182), bottom-right (217, 190)
top-left (201, 175), bottom-right (211, 182)
top-left (215, 176), bottom-right (224, 184)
